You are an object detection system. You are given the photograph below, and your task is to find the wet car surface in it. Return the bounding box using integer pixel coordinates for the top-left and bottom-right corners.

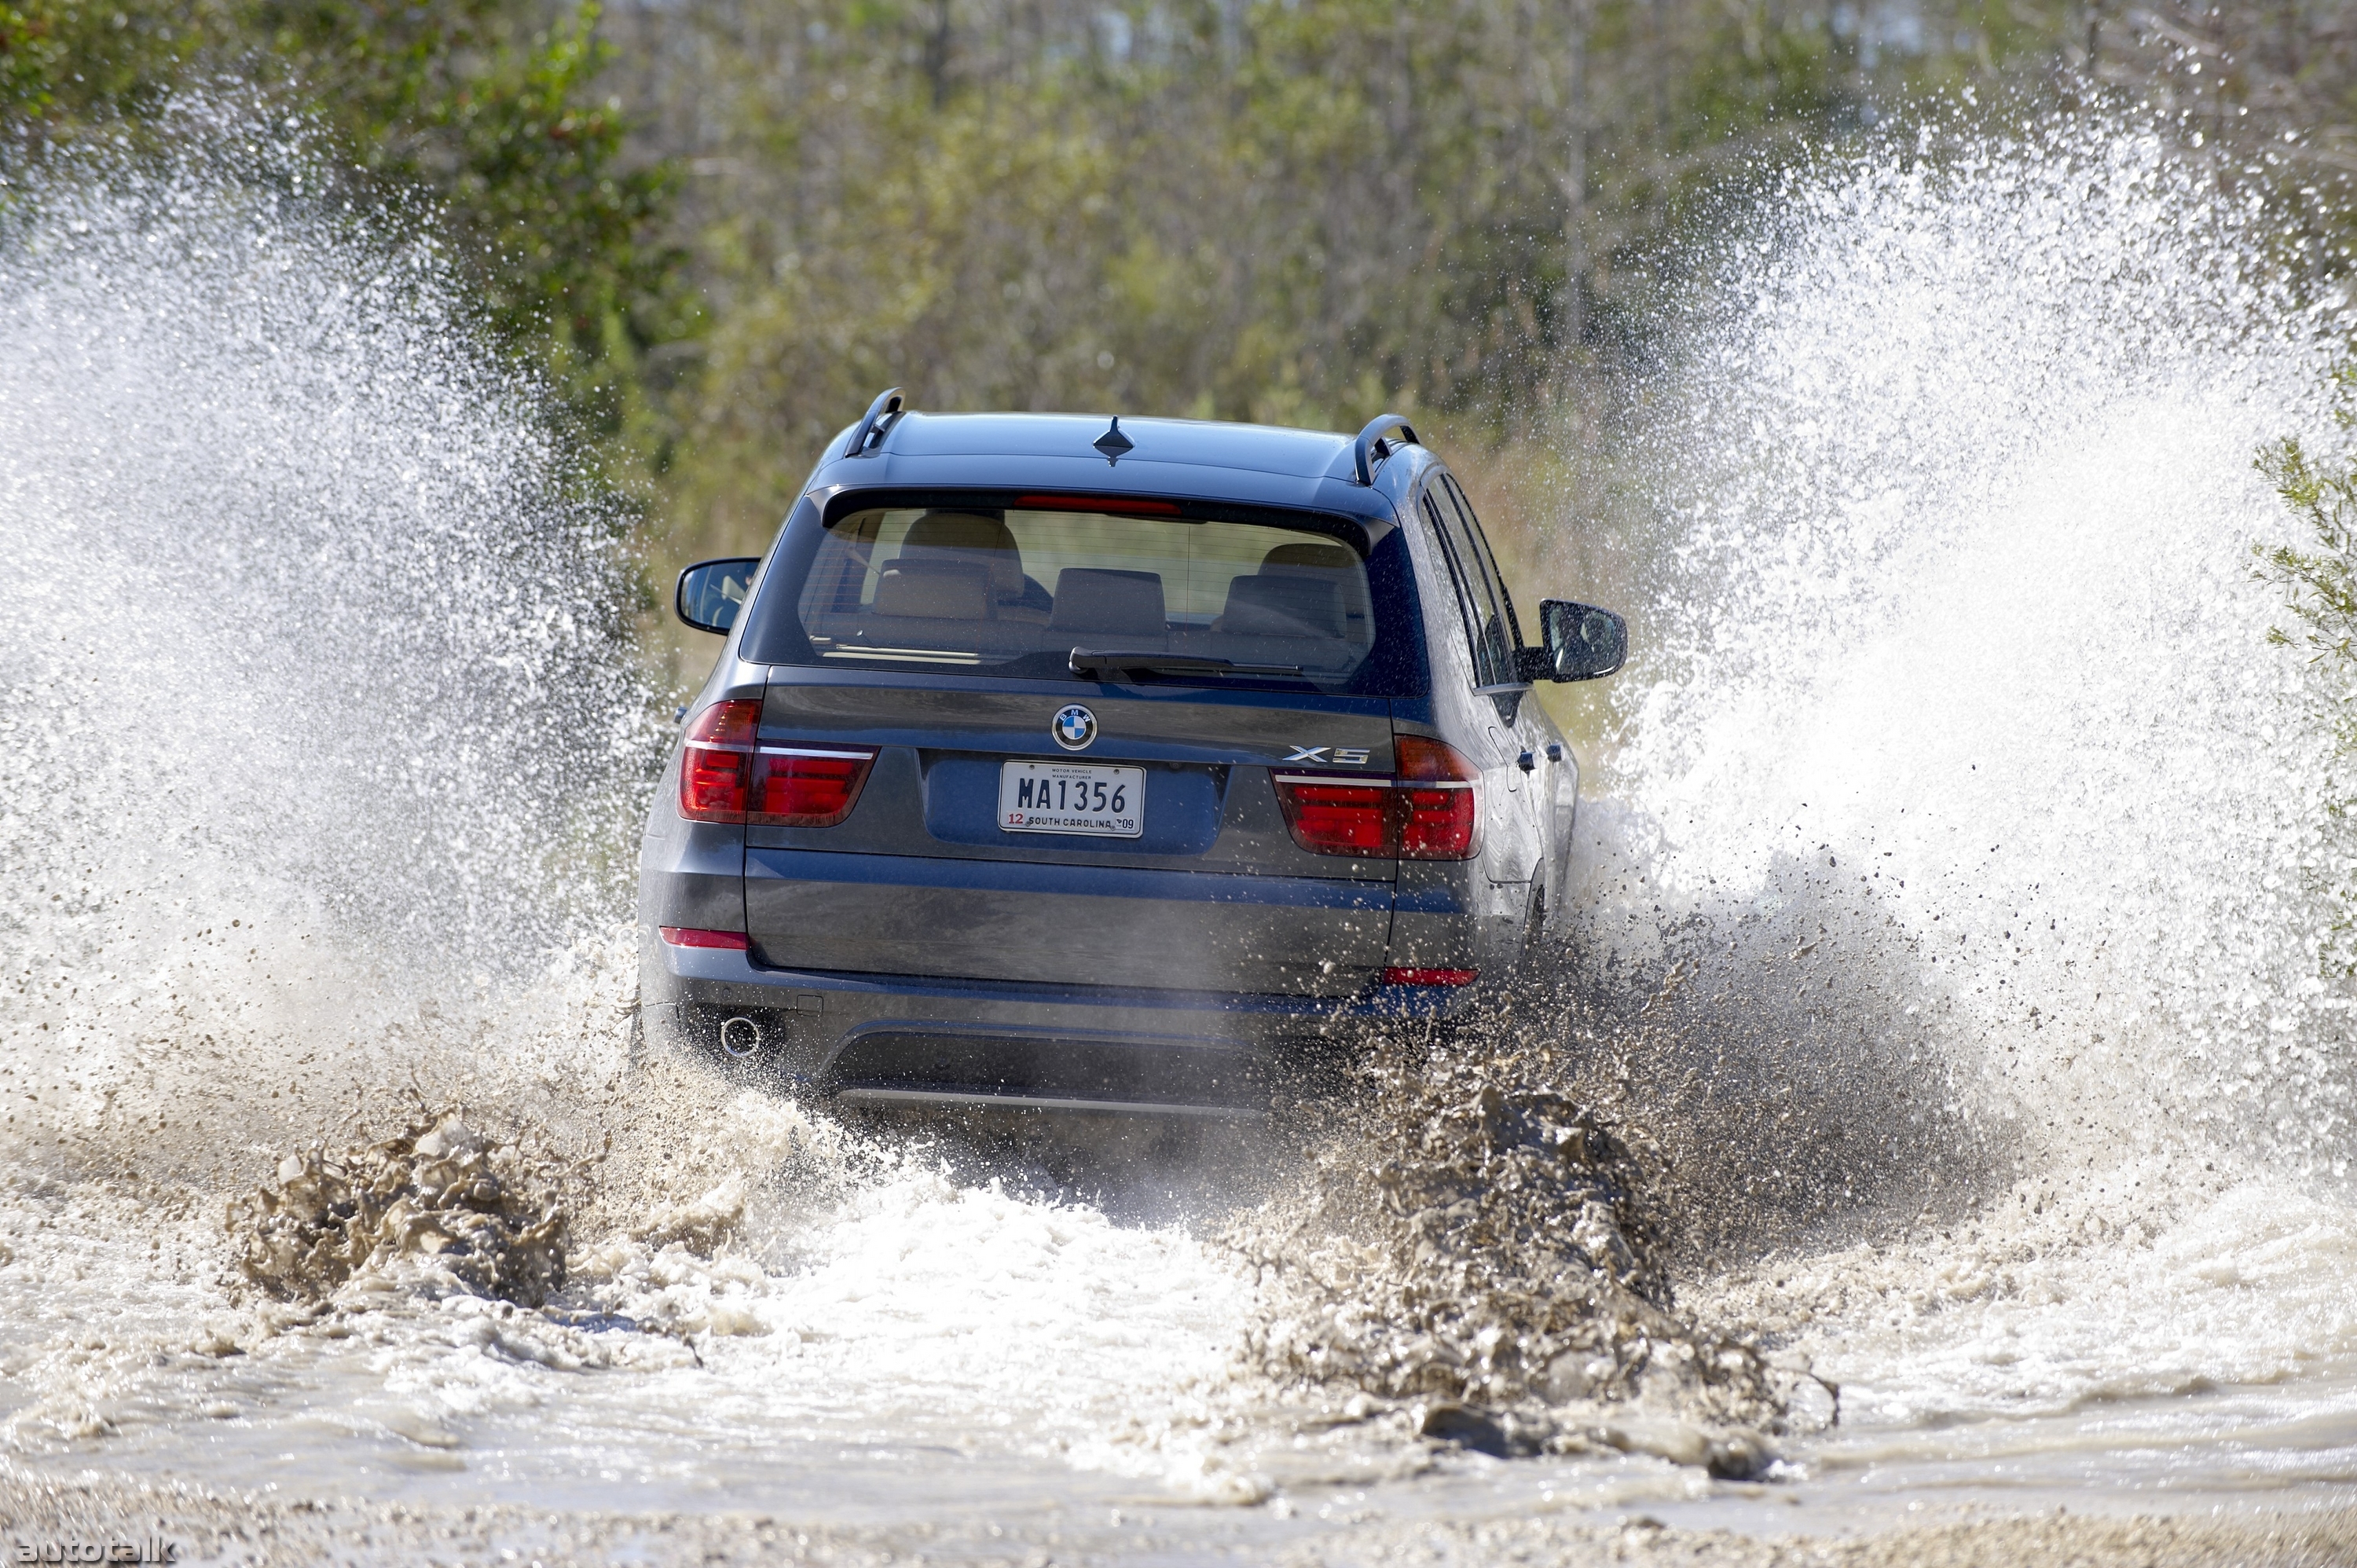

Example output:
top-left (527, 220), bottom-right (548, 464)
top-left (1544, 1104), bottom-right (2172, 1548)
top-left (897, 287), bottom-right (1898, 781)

top-left (639, 397), bottom-right (1626, 1112)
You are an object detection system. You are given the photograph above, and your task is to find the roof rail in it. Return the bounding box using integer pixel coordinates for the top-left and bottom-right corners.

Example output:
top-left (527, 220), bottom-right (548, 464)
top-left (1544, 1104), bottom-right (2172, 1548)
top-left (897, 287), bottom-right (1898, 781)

top-left (844, 387), bottom-right (906, 458)
top-left (1351, 412), bottom-right (1419, 485)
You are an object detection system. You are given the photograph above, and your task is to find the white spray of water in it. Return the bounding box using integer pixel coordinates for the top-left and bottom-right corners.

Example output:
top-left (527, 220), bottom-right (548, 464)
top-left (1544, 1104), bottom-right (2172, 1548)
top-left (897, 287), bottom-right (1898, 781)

top-left (0, 123), bottom-right (662, 1169)
top-left (4, 104), bottom-right (2357, 1551)
top-left (1561, 118), bottom-right (2357, 1434)
top-left (0, 120), bottom-right (1277, 1512)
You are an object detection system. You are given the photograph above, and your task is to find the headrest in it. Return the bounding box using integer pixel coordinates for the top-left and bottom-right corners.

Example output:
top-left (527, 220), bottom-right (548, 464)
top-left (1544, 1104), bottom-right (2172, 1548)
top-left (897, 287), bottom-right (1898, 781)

top-left (874, 559), bottom-right (989, 621)
top-left (1259, 541), bottom-right (1358, 574)
top-left (1218, 573), bottom-right (1343, 639)
top-left (1050, 568), bottom-right (1167, 637)
top-left (902, 511), bottom-right (1023, 598)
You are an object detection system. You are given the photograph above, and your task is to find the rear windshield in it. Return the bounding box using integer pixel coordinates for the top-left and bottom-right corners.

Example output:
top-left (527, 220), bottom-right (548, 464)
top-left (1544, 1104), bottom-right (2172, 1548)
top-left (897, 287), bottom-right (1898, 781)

top-left (742, 500), bottom-right (1424, 694)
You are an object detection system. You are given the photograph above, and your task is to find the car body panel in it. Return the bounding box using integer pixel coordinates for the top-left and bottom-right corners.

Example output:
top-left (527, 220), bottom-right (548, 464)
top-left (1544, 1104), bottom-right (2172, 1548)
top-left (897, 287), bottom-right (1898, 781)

top-left (746, 676), bottom-right (1396, 872)
top-left (739, 672), bottom-right (1400, 991)
top-left (746, 848), bottom-right (1391, 993)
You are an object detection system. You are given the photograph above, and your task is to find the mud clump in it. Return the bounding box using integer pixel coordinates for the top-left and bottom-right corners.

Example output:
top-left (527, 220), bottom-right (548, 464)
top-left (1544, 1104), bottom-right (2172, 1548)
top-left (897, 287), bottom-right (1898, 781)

top-left (1235, 1043), bottom-right (1788, 1474)
top-left (228, 1112), bottom-right (573, 1306)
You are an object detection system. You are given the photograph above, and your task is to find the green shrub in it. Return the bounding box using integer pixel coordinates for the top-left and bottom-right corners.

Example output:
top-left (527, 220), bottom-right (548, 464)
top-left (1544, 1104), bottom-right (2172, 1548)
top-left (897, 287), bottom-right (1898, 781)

top-left (2257, 371), bottom-right (2357, 750)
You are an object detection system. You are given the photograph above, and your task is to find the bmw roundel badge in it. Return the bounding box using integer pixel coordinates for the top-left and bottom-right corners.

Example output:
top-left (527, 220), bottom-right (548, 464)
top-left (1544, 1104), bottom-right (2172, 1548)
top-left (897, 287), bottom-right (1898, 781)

top-left (1052, 704), bottom-right (1098, 751)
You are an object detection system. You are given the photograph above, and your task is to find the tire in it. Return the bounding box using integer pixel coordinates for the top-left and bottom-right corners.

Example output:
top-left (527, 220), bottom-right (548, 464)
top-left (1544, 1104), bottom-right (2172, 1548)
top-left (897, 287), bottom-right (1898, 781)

top-left (1507, 879), bottom-right (1552, 998)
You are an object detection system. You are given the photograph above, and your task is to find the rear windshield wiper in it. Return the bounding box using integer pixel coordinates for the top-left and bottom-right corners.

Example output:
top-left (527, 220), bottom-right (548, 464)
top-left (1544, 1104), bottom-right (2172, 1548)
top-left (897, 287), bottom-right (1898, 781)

top-left (1068, 647), bottom-right (1306, 681)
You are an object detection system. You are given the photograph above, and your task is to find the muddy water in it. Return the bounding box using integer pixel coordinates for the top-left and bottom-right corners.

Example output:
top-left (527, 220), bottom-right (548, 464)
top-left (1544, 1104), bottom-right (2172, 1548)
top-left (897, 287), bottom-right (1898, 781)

top-left (5, 112), bottom-right (2357, 1563)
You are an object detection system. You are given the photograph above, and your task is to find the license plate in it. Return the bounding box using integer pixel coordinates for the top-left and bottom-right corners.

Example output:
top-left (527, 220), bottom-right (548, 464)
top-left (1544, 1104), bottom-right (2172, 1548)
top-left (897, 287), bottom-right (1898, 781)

top-left (998, 760), bottom-right (1144, 837)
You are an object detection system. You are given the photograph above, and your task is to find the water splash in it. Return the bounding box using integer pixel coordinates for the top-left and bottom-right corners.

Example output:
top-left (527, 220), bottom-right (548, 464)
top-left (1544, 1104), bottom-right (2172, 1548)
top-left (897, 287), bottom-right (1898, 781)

top-left (1461, 115), bottom-right (2357, 1455)
top-left (4, 98), bottom-right (2357, 1551)
top-left (0, 112), bottom-right (660, 1174)
top-left (0, 112), bottom-right (1288, 1509)
top-left (1530, 116), bottom-right (2355, 1243)
top-left (230, 1111), bottom-right (578, 1305)
top-left (1229, 112), bottom-right (2357, 1478)
top-left (1227, 1047), bottom-right (1803, 1476)
top-left (0, 118), bottom-right (654, 947)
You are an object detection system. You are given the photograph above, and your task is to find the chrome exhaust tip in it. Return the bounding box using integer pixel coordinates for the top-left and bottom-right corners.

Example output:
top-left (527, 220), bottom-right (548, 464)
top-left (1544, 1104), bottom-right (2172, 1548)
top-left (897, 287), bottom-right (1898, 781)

top-left (718, 1015), bottom-right (764, 1058)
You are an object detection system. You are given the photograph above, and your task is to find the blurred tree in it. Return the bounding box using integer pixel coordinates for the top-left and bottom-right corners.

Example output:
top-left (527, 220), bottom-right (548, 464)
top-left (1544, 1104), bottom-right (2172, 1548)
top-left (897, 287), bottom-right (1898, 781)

top-left (14, 0), bottom-right (2357, 595)
top-left (2, 0), bottom-right (694, 482)
top-left (2075, 0), bottom-right (2357, 298)
top-left (2, 0), bottom-right (215, 123)
top-left (247, 0), bottom-right (692, 468)
top-left (602, 0), bottom-right (2069, 561)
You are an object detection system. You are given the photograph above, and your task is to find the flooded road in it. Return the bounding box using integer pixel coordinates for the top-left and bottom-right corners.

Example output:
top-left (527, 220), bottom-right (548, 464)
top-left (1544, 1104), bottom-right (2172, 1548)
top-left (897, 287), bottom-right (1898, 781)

top-left (5, 112), bottom-right (2357, 1563)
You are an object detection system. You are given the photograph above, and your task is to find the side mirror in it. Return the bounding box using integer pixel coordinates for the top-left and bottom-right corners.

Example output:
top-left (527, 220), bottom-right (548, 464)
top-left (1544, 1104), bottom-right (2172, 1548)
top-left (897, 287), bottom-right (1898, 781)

top-left (676, 557), bottom-right (763, 636)
top-left (1531, 599), bottom-right (1628, 681)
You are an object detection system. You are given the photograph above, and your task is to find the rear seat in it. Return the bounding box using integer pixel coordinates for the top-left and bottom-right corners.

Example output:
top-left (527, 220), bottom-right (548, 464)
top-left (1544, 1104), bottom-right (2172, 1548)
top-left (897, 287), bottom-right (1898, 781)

top-left (812, 540), bottom-right (1373, 669)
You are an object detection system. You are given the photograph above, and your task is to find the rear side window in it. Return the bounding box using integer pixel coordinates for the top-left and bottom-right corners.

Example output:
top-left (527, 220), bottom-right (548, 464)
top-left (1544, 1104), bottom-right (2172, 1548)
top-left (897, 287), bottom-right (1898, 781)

top-left (1420, 482), bottom-right (1516, 687)
top-left (1442, 478), bottom-right (1523, 649)
top-left (744, 500), bottom-right (1426, 695)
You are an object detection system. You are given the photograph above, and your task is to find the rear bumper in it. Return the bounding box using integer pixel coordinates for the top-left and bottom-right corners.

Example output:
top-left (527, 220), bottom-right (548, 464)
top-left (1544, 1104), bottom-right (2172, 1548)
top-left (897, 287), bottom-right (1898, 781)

top-left (640, 931), bottom-right (1475, 1114)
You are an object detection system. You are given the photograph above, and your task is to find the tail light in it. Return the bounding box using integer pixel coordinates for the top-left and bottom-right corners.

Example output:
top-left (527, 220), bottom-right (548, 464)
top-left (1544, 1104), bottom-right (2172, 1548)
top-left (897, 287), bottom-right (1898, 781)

top-left (1391, 735), bottom-right (1480, 859)
top-left (680, 699), bottom-right (761, 821)
top-left (1270, 776), bottom-right (1391, 855)
top-left (751, 747), bottom-right (877, 826)
top-left (1382, 966), bottom-right (1479, 987)
top-left (659, 926), bottom-right (750, 951)
top-left (680, 699), bottom-right (877, 826)
top-left (1272, 736), bottom-right (1481, 860)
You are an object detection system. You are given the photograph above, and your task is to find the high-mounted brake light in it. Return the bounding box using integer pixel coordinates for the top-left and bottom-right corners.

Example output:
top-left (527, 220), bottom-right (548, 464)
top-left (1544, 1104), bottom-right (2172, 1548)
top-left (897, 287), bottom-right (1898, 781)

top-left (679, 699), bottom-right (877, 826)
top-left (1271, 736), bottom-right (1480, 860)
top-left (1014, 494), bottom-right (1183, 516)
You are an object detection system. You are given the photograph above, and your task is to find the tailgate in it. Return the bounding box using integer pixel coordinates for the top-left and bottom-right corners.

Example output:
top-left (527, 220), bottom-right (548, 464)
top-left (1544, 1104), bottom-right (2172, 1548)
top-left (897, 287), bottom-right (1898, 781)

top-left (742, 679), bottom-right (1395, 994)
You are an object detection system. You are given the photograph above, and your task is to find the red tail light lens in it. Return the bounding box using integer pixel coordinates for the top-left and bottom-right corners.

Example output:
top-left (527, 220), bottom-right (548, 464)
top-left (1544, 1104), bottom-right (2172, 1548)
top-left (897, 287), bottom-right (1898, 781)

top-left (659, 926), bottom-right (750, 951)
top-left (680, 699), bottom-right (761, 822)
top-left (680, 700), bottom-right (877, 826)
top-left (750, 748), bottom-right (877, 826)
top-left (1393, 735), bottom-right (1480, 860)
top-left (1271, 737), bottom-right (1480, 860)
top-left (1382, 966), bottom-right (1479, 987)
top-left (1271, 777), bottom-right (1391, 855)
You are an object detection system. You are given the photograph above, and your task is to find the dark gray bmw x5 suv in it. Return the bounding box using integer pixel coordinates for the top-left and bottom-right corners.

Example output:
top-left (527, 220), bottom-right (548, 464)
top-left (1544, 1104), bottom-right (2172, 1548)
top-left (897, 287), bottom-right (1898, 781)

top-left (638, 393), bottom-right (1626, 1116)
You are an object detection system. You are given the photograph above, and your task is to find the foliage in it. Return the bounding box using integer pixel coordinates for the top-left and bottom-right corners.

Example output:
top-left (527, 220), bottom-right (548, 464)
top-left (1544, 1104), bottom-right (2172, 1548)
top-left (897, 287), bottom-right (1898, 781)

top-left (619, 0), bottom-right (2034, 565)
top-left (2257, 382), bottom-right (2357, 747)
top-left (1, 0), bottom-right (215, 123)
top-left (2, 0), bottom-right (692, 481)
top-left (2257, 372), bottom-right (2357, 981)
top-left (14, 0), bottom-right (2357, 606)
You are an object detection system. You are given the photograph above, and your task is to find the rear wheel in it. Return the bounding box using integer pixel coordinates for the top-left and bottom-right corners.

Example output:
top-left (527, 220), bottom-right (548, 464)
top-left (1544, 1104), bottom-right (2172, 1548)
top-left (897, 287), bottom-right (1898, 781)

top-left (1501, 878), bottom-right (1557, 1009)
top-left (1512, 878), bottom-right (1545, 973)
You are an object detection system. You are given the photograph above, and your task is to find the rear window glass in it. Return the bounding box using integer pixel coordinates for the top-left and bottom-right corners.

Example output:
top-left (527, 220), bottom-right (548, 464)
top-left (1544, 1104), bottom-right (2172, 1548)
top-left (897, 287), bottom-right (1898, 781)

top-left (744, 501), bottom-right (1424, 694)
